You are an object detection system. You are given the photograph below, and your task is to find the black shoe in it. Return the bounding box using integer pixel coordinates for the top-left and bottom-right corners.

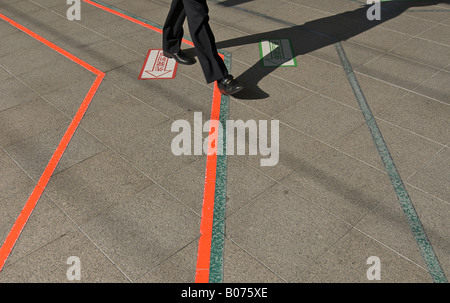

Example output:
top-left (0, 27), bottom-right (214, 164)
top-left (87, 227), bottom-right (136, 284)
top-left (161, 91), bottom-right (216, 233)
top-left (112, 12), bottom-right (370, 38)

top-left (217, 75), bottom-right (244, 95)
top-left (163, 50), bottom-right (196, 65)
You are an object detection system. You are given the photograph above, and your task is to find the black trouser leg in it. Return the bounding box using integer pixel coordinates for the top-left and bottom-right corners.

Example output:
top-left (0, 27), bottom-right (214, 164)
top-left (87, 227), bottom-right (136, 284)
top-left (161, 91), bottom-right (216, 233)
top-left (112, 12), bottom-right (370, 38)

top-left (162, 0), bottom-right (186, 53)
top-left (162, 0), bottom-right (229, 83)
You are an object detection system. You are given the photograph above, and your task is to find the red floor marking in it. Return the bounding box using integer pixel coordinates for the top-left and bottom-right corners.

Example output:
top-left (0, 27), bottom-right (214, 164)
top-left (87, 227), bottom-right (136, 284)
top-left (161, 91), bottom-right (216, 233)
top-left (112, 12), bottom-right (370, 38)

top-left (0, 12), bottom-right (105, 271)
top-left (194, 79), bottom-right (223, 283)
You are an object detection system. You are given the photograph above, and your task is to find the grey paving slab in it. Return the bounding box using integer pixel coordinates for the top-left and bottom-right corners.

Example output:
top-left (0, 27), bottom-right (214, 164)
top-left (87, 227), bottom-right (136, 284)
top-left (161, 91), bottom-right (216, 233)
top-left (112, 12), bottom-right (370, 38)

top-left (310, 40), bottom-right (384, 71)
top-left (390, 37), bottom-right (450, 70)
top-left (222, 238), bottom-right (285, 283)
top-left (333, 118), bottom-right (444, 180)
top-left (0, 186), bottom-right (33, 244)
top-left (0, 230), bottom-right (129, 282)
top-left (291, 0), bottom-right (360, 15)
top-left (273, 93), bottom-right (366, 146)
top-left (0, 150), bottom-right (35, 202)
top-left (366, 11), bottom-right (437, 36)
top-left (0, 43), bottom-right (71, 76)
top-left (157, 156), bottom-right (207, 217)
top-left (44, 150), bottom-right (154, 225)
top-left (298, 229), bottom-right (432, 283)
top-left (403, 7), bottom-right (450, 23)
top-left (280, 147), bottom-right (393, 226)
top-left (0, 19), bottom-right (20, 38)
top-left (79, 90), bottom-right (170, 150)
top-left (18, 60), bottom-right (95, 95)
top-left (419, 24), bottom-right (450, 46)
top-left (113, 0), bottom-right (169, 26)
top-left (269, 1), bottom-right (332, 25)
top-left (319, 66), bottom-right (409, 115)
top-left (72, 2), bottom-right (125, 29)
top-left (79, 184), bottom-right (200, 281)
top-left (226, 183), bottom-right (352, 282)
top-left (347, 25), bottom-right (412, 53)
top-left (42, 1), bottom-right (99, 16)
top-left (230, 12), bottom-right (291, 35)
top-left (99, 27), bottom-right (155, 56)
top-left (0, 0), bottom-right (42, 17)
top-left (30, 0), bottom-right (74, 9)
top-left (4, 122), bottom-right (107, 181)
top-left (377, 92), bottom-right (450, 144)
top-left (3, 6), bottom-right (62, 28)
top-left (355, 185), bottom-right (450, 277)
top-left (407, 147), bottom-right (450, 204)
top-left (228, 113), bottom-right (328, 181)
top-left (208, 1), bottom-right (261, 30)
top-left (0, 186), bottom-right (76, 266)
top-left (0, 76), bottom-right (41, 112)
top-left (413, 70), bottom-right (450, 105)
top-left (0, 66), bottom-right (11, 82)
top-left (137, 238), bottom-right (198, 283)
top-left (0, 97), bottom-right (69, 148)
top-left (0, 31), bottom-right (42, 58)
top-left (111, 119), bottom-right (200, 183)
top-left (357, 53), bottom-right (441, 90)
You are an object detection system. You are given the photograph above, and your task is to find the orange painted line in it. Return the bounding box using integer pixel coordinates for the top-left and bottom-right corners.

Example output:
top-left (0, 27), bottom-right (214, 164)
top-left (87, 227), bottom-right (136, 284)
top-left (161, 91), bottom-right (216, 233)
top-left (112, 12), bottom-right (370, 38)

top-left (195, 73), bottom-right (224, 283)
top-left (0, 13), bottom-right (105, 271)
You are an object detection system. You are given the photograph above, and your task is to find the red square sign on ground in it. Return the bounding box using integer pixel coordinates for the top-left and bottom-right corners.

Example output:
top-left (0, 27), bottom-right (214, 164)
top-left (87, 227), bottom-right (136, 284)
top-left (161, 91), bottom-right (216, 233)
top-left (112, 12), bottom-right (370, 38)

top-left (139, 49), bottom-right (178, 80)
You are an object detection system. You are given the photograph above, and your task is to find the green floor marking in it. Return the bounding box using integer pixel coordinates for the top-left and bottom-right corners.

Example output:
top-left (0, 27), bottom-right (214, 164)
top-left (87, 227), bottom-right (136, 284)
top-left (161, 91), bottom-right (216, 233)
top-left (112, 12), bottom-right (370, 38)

top-left (259, 39), bottom-right (297, 67)
top-left (335, 42), bottom-right (447, 283)
top-left (209, 50), bottom-right (231, 283)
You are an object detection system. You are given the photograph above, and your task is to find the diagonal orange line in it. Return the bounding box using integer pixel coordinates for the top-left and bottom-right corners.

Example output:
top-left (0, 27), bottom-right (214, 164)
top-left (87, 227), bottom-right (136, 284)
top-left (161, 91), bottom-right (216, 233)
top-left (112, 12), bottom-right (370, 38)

top-left (0, 12), bottom-right (105, 271)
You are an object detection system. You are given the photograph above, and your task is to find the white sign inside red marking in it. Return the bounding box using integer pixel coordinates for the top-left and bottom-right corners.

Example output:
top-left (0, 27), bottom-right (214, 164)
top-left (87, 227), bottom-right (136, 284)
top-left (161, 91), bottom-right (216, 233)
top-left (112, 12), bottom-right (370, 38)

top-left (139, 49), bottom-right (178, 79)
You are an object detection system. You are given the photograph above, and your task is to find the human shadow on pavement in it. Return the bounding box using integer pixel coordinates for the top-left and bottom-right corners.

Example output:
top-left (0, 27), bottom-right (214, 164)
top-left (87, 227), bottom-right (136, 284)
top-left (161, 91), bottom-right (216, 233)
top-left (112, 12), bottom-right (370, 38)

top-left (213, 0), bottom-right (447, 99)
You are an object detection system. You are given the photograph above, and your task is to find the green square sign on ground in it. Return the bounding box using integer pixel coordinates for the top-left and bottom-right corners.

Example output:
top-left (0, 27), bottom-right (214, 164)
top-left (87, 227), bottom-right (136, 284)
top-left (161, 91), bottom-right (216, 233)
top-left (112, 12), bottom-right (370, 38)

top-left (259, 39), bottom-right (297, 67)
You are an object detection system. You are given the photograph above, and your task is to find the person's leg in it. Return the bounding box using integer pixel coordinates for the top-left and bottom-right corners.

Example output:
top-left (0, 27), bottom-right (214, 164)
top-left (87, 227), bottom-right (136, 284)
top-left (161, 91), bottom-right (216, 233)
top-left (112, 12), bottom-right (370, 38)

top-left (162, 0), bottom-right (186, 53)
top-left (181, 0), bottom-right (228, 83)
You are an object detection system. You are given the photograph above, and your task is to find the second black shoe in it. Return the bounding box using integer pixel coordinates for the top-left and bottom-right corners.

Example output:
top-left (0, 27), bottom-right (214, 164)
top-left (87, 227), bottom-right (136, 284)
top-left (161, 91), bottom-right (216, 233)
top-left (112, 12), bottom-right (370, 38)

top-left (217, 75), bottom-right (244, 95)
top-left (163, 50), bottom-right (196, 65)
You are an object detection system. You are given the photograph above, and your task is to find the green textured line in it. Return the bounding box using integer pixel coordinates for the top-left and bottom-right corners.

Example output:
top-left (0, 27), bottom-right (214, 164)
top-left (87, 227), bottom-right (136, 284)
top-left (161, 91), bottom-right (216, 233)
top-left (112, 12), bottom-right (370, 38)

top-left (209, 52), bottom-right (231, 283)
top-left (88, 0), bottom-right (230, 283)
top-left (335, 42), bottom-right (447, 283)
